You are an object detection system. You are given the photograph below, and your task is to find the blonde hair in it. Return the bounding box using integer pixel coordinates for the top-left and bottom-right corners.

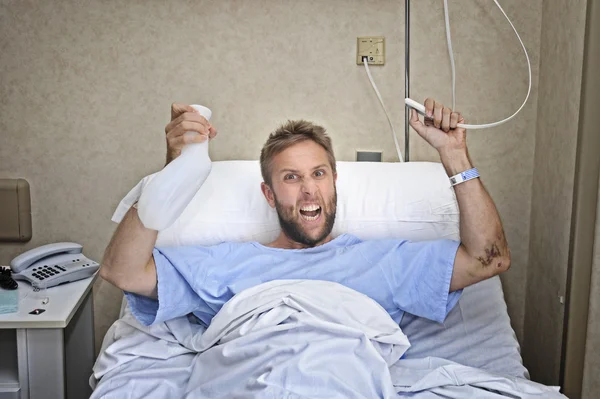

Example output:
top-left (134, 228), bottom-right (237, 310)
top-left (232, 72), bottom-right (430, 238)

top-left (260, 120), bottom-right (336, 186)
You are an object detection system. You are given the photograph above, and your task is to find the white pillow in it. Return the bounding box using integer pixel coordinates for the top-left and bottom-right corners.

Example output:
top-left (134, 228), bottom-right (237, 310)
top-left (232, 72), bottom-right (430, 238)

top-left (112, 161), bottom-right (459, 247)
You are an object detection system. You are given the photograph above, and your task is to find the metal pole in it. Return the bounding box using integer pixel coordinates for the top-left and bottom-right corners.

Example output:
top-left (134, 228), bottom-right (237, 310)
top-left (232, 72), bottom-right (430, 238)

top-left (404, 0), bottom-right (410, 162)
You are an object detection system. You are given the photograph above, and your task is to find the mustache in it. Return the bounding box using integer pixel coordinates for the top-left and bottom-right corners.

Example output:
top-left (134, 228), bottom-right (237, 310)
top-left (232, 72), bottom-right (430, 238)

top-left (273, 190), bottom-right (338, 247)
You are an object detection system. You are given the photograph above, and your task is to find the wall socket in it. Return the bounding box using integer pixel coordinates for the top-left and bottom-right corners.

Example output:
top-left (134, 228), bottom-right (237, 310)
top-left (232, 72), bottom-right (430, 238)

top-left (356, 151), bottom-right (382, 162)
top-left (356, 36), bottom-right (385, 65)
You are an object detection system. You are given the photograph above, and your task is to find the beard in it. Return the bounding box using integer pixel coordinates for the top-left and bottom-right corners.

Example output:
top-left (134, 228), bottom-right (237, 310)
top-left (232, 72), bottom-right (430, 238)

top-left (274, 188), bottom-right (337, 248)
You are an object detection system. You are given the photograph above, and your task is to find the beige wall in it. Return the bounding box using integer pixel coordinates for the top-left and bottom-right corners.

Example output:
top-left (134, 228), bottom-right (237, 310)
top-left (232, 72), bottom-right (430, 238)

top-left (581, 2), bottom-right (600, 396)
top-left (582, 175), bottom-right (600, 398)
top-left (522, 0), bottom-right (589, 386)
top-left (0, 0), bottom-right (541, 354)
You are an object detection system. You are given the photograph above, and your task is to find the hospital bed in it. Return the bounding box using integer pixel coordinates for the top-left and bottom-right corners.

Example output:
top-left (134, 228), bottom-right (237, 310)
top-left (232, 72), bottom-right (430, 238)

top-left (98, 161), bottom-right (529, 385)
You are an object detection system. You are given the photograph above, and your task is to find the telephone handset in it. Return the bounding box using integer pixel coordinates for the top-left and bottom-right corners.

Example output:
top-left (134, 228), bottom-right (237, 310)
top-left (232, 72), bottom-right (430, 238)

top-left (10, 242), bottom-right (99, 288)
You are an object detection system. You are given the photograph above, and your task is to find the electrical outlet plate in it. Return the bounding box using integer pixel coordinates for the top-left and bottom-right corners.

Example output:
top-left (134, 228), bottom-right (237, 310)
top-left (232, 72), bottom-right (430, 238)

top-left (356, 36), bottom-right (385, 65)
top-left (356, 151), bottom-right (382, 162)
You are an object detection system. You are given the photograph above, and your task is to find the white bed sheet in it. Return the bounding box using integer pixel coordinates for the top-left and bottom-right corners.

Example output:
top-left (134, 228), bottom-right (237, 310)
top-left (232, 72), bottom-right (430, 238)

top-left (95, 280), bottom-right (561, 398)
top-left (400, 276), bottom-right (528, 379)
top-left (115, 276), bottom-right (527, 379)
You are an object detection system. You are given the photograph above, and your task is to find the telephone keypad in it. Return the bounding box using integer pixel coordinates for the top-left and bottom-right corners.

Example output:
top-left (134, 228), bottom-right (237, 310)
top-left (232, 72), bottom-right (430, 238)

top-left (31, 264), bottom-right (65, 280)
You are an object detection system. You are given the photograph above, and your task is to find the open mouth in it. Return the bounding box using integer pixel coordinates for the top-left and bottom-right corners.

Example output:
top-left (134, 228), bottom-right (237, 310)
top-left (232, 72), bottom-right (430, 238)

top-left (299, 204), bottom-right (322, 221)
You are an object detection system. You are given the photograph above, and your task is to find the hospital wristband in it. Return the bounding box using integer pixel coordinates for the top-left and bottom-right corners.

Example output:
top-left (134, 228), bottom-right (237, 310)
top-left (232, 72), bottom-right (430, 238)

top-left (449, 168), bottom-right (479, 186)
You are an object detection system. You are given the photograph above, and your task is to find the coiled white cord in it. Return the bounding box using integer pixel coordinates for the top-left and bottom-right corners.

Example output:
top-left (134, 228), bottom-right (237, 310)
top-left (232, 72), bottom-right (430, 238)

top-left (407, 0), bottom-right (532, 130)
top-left (362, 57), bottom-right (404, 162)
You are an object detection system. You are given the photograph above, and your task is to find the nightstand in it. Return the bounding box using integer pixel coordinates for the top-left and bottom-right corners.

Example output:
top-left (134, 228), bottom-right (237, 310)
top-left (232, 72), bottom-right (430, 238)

top-left (0, 274), bottom-right (96, 399)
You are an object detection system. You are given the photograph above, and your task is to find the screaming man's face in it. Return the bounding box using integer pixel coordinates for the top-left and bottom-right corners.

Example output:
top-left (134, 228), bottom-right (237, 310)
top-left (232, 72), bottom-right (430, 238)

top-left (261, 140), bottom-right (337, 248)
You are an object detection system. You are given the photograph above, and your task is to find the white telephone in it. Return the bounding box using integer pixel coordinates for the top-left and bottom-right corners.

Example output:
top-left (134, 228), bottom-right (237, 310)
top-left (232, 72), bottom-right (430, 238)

top-left (10, 242), bottom-right (99, 288)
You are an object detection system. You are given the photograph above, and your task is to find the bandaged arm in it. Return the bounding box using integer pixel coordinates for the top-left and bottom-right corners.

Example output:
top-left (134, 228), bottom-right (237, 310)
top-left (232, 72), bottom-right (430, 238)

top-left (100, 103), bottom-right (214, 298)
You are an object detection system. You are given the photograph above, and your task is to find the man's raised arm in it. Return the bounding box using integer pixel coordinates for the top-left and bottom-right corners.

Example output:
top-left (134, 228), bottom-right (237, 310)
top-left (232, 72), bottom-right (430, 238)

top-left (409, 98), bottom-right (511, 291)
top-left (100, 103), bottom-right (217, 297)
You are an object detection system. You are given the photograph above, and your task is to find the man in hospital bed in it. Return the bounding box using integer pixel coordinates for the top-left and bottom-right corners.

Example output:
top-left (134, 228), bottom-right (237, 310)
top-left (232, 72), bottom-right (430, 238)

top-left (98, 98), bottom-right (514, 395)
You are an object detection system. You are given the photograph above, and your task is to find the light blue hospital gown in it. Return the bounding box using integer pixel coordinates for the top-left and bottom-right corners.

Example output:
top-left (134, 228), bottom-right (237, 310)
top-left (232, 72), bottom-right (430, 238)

top-left (126, 234), bottom-right (462, 327)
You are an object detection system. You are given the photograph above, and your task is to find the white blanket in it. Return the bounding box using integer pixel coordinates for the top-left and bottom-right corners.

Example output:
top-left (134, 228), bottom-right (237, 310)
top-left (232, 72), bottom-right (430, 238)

top-left (91, 280), bottom-right (565, 398)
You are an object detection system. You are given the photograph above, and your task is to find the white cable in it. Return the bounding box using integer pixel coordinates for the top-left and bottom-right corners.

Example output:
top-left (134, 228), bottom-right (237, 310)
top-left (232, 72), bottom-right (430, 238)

top-left (362, 58), bottom-right (404, 162)
top-left (407, 0), bottom-right (531, 130)
top-left (455, 0), bottom-right (531, 129)
top-left (443, 0), bottom-right (456, 110)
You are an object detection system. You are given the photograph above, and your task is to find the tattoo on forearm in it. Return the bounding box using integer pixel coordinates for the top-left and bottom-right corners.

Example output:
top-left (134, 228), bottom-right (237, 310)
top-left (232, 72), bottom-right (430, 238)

top-left (477, 243), bottom-right (501, 267)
